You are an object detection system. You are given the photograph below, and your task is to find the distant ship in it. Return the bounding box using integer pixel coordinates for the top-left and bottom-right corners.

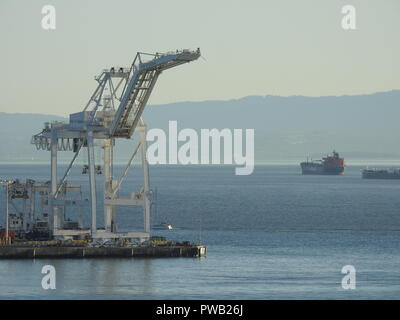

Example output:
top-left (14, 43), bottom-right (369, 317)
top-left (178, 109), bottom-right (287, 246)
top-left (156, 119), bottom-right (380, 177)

top-left (300, 150), bottom-right (345, 175)
top-left (361, 168), bottom-right (400, 179)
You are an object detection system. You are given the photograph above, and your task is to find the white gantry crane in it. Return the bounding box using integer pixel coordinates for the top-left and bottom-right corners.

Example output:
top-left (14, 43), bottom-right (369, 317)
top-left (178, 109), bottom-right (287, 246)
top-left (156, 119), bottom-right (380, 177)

top-left (32, 49), bottom-right (201, 242)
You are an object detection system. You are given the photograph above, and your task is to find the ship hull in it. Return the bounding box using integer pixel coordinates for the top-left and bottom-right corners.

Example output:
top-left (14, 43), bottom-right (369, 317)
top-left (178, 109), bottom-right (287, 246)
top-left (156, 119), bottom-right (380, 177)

top-left (362, 170), bottom-right (400, 179)
top-left (300, 162), bottom-right (344, 175)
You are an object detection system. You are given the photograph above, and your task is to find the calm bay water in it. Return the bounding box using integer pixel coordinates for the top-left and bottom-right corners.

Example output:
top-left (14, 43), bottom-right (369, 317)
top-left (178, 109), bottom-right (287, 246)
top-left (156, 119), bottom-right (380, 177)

top-left (0, 164), bottom-right (399, 299)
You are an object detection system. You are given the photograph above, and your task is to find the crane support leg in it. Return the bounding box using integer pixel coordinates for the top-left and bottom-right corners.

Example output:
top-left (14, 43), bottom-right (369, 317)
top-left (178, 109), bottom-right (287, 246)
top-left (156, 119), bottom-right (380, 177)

top-left (87, 131), bottom-right (97, 235)
top-left (140, 128), bottom-right (151, 235)
top-left (103, 139), bottom-right (115, 232)
top-left (29, 190), bottom-right (35, 231)
top-left (50, 130), bottom-right (61, 233)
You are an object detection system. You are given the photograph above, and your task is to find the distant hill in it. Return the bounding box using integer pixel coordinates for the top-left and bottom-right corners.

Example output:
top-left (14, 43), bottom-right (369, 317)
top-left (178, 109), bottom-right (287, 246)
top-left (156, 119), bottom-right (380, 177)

top-left (0, 113), bottom-right (66, 163)
top-left (1, 90), bottom-right (400, 164)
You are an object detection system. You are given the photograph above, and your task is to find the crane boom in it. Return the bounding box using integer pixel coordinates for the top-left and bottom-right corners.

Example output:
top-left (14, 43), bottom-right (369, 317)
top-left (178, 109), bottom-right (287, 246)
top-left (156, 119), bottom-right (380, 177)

top-left (109, 49), bottom-right (201, 138)
top-left (31, 48), bottom-right (201, 146)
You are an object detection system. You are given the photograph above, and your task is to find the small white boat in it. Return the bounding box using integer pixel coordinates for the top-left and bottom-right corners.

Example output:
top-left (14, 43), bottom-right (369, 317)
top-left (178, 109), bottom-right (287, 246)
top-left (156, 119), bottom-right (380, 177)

top-left (152, 222), bottom-right (173, 230)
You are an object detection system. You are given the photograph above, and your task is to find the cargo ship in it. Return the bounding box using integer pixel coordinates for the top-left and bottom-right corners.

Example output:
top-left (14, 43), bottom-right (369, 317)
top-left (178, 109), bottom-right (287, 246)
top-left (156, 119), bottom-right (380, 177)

top-left (361, 168), bottom-right (400, 179)
top-left (300, 150), bottom-right (345, 175)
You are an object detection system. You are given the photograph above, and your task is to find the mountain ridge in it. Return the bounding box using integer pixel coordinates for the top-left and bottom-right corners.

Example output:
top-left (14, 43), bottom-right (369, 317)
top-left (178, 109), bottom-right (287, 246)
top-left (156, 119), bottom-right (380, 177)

top-left (1, 90), bottom-right (400, 163)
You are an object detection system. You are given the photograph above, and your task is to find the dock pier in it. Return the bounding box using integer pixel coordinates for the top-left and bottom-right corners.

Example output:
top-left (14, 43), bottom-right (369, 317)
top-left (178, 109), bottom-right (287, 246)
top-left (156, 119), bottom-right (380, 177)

top-left (0, 244), bottom-right (206, 259)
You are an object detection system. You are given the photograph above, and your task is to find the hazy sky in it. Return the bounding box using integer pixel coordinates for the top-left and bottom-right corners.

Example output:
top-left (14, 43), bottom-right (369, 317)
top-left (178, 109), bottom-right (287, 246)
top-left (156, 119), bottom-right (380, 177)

top-left (0, 0), bottom-right (399, 116)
